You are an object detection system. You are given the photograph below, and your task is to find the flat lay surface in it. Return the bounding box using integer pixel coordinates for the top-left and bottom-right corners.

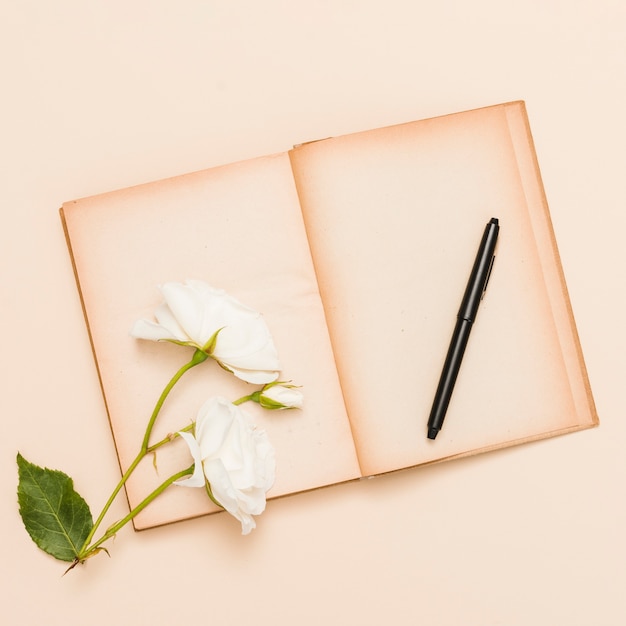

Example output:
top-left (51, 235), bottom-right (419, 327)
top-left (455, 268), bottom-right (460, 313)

top-left (2, 2), bottom-right (624, 624)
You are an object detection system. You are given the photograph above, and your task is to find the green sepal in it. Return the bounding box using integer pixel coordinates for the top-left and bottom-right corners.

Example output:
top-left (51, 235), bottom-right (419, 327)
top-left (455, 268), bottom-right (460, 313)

top-left (204, 478), bottom-right (224, 509)
top-left (163, 339), bottom-right (200, 348)
top-left (201, 327), bottom-right (225, 355)
top-left (258, 396), bottom-right (287, 410)
top-left (17, 453), bottom-right (94, 563)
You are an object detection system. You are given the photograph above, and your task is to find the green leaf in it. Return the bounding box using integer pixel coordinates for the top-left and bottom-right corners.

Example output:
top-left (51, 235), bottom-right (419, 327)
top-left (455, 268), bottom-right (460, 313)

top-left (17, 453), bottom-right (93, 562)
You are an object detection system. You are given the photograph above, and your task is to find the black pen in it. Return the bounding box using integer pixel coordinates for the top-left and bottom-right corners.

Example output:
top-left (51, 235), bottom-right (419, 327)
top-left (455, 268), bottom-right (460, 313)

top-left (427, 217), bottom-right (500, 440)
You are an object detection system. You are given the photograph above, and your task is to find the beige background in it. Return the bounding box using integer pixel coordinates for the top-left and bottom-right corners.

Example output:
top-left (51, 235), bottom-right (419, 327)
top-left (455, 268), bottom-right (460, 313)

top-left (1, 2), bottom-right (623, 625)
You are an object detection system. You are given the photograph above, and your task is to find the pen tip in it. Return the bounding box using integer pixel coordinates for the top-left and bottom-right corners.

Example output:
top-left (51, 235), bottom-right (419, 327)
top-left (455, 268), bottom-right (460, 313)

top-left (427, 427), bottom-right (438, 440)
top-left (490, 217), bottom-right (499, 225)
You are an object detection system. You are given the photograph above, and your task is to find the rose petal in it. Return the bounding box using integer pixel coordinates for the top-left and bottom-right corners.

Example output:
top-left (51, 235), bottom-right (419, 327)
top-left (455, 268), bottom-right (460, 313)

top-left (238, 514), bottom-right (256, 535)
top-left (203, 458), bottom-right (240, 514)
top-left (212, 316), bottom-right (279, 360)
top-left (174, 430), bottom-right (206, 488)
top-left (194, 397), bottom-right (236, 459)
top-left (160, 282), bottom-right (213, 347)
top-left (153, 303), bottom-right (190, 342)
top-left (130, 318), bottom-right (179, 342)
top-left (223, 366), bottom-right (280, 385)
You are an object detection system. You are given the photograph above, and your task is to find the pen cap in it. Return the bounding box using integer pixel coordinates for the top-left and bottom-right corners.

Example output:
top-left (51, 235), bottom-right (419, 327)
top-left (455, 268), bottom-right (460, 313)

top-left (458, 218), bottom-right (499, 321)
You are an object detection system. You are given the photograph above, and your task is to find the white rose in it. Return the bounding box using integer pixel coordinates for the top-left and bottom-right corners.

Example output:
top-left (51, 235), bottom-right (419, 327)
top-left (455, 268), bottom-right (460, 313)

top-left (175, 396), bottom-right (275, 535)
top-left (131, 280), bottom-right (281, 384)
top-left (258, 383), bottom-right (303, 410)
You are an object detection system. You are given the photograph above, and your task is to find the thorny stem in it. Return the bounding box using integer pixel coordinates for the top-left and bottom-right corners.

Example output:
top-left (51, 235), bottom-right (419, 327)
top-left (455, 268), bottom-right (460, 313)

top-left (78, 466), bottom-right (193, 561)
top-left (79, 350), bottom-right (207, 555)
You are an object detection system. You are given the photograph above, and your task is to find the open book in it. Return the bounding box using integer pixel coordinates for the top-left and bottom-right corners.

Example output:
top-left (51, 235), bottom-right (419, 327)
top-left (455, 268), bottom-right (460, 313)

top-left (60, 101), bottom-right (598, 530)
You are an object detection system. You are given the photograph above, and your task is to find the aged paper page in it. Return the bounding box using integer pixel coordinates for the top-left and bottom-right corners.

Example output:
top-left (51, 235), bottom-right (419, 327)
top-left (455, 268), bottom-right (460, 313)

top-left (290, 102), bottom-right (597, 476)
top-left (61, 153), bottom-right (361, 529)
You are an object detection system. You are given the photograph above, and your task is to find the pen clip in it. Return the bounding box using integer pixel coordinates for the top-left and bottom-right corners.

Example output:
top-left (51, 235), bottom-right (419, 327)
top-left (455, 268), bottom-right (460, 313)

top-left (481, 254), bottom-right (496, 300)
